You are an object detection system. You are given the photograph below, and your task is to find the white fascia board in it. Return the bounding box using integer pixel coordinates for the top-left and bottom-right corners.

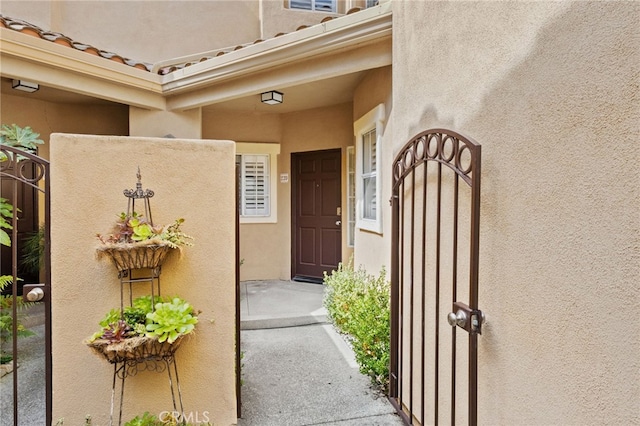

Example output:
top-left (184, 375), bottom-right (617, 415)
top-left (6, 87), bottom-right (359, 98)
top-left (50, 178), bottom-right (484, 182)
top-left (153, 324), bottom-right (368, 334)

top-left (158, 2), bottom-right (392, 95)
top-left (0, 29), bottom-right (165, 110)
top-left (166, 38), bottom-right (391, 111)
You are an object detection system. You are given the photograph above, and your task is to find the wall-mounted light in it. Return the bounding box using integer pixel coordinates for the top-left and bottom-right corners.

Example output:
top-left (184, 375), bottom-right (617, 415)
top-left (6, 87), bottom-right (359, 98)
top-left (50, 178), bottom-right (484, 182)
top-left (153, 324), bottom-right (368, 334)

top-left (12, 79), bottom-right (39, 93)
top-left (261, 91), bottom-right (283, 105)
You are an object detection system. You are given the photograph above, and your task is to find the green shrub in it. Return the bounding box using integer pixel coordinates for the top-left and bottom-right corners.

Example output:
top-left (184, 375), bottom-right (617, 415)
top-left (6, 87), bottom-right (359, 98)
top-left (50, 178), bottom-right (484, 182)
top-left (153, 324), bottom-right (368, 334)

top-left (323, 260), bottom-right (390, 391)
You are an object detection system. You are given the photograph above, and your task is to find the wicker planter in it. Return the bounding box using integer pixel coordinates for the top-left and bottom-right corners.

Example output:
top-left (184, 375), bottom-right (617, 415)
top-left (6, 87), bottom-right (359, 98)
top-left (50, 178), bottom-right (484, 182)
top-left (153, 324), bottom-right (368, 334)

top-left (86, 335), bottom-right (184, 364)
top-left (96, 243), bottom-right (171, 272)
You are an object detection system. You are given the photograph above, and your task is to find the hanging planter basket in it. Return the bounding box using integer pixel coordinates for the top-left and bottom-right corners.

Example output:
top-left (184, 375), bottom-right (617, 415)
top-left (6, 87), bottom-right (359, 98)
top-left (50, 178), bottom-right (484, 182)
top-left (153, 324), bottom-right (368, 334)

top-left (96, 241), bottom-right (172, 272)
top-left (86, 335), bottom-right (185, 364)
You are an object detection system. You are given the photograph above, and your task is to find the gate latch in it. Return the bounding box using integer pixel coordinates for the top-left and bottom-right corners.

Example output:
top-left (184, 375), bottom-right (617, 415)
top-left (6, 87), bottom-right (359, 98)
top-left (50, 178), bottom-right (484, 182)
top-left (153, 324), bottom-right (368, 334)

top-left (447, 301), bottom-right (485, 334)
top-left (23, 283), bottom-right (46, 302)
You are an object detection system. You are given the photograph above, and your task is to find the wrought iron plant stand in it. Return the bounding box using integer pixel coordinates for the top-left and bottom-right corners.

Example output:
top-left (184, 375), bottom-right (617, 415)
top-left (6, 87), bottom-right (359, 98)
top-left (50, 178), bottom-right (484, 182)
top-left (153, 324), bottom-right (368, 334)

top-left (88, 171), bottom-right (187, 426)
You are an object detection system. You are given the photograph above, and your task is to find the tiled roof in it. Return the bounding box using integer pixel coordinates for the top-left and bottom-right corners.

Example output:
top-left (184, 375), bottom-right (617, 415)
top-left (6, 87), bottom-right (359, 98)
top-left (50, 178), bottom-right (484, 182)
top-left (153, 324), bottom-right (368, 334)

top-left (0, 14), bottom-right (153, 71)
top-left (0, 7), bottom-right (364, 76)
top-left (155, 7), bottom-right (363, 75)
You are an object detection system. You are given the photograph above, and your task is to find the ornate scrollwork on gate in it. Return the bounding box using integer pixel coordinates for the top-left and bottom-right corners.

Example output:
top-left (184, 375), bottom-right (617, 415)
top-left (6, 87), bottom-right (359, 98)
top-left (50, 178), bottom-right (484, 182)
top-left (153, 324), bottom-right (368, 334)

top-left (0, 145), bottom-right (49, 192)
top-left (392, 129), bottom-right (479, 190)
top-left (389, 128), bottom-right (482, 426)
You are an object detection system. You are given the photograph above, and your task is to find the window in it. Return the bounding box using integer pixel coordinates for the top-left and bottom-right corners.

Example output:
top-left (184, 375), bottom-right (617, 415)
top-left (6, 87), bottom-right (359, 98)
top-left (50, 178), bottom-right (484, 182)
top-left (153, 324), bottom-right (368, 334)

top-left (361, 129), bottom-right (377, 220)
top-left (236, 143), bottom-right (280, 223)
top-left (347, 146), bottom-right (356, 247)
top-left (354, 104), bottom-right (385, 234)
top-left (237, 154), bottom-right (270, 216)
top-left (289, 0), bottom-right (336, 12)
top-left (366, 0), bottom-right (378, 8)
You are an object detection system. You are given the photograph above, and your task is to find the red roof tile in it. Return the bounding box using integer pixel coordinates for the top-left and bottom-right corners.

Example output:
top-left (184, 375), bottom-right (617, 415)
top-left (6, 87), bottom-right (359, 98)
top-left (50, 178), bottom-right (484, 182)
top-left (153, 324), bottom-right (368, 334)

top-left (0, 14), bottom-right (153, 72)
top-left (0, 7), bottom-right (365, 76)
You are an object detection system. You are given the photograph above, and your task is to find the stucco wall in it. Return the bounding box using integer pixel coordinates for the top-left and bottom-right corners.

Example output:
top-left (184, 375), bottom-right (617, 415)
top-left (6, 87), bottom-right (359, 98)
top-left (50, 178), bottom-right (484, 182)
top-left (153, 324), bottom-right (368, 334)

top-left (49, 134), bottom-right (237, 425)
top-left (392, 1), bottom-right (639, 424)
top-left (280, 102), bottom-right (355, 278)
top-left (203, 109), bottom-right (285, 281)
top-left (0, 93), bottom-right (128, 160)
top-left (204, 104), bottom-right (354, 281)
top-left (130, 107), bottom-right (202, 139)
top-left (352, 66), bottom-right (392, 274)
top-left (260, 0), bottom-right (343, 40)
top-left (0, 0), bottom-right (261, 63)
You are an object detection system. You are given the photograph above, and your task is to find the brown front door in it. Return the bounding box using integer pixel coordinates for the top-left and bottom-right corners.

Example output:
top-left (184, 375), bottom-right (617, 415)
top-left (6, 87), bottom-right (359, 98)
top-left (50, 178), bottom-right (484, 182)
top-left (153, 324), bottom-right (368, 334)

top-left (292, 149), bottom-right (342, 282)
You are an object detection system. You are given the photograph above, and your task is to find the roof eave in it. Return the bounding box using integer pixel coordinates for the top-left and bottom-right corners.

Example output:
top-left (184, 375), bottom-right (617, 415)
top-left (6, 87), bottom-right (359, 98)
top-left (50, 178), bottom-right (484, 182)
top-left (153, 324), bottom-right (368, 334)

top-left (0, 28), bottom-right (165, 110)
top-left (158, 2), bottom-right (392, 105)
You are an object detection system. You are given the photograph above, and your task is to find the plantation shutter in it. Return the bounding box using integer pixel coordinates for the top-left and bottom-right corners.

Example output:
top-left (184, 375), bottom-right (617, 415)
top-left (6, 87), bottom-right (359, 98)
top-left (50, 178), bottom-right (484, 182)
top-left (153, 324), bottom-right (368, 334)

top-left (241, 154), bottom-right (270, 217)
top-left (362, 129), bottom-right (377, 220)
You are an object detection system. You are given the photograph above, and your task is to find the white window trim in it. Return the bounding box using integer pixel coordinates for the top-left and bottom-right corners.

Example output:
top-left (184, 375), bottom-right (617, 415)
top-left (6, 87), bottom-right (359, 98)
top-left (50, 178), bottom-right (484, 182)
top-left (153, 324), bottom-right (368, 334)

top-left (236, 142), bottom-right (280, 224)
top-left (346, 146), bottom-right (356, 247)
top-left (289, 0), bottom-right (336, 13)
top-left (354, 104), bottom-right (385, 234)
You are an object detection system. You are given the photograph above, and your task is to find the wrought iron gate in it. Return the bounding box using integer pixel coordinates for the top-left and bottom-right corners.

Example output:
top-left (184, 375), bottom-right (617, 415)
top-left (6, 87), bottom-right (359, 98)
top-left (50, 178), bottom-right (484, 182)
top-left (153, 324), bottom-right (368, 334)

top-left (0, 145), bottom-right (51, 425)
top-left (389, 129), bottom-right (483, 425)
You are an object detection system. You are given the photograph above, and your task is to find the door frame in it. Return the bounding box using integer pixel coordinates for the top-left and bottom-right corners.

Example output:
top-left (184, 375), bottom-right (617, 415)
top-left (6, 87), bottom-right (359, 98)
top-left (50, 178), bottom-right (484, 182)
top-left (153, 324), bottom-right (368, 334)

top-left (290, 148), bottom-right (342, 282)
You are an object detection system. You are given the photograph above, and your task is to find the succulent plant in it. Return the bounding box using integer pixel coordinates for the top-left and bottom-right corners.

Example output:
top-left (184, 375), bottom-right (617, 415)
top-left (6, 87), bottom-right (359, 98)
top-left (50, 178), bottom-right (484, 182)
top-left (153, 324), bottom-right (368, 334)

top-left (102, 320), bottom-right (133, 343)
top-left (145, 298), bottom-right (198, 344)
top-left (97, 212), bottom-right (192, 248)
top-left (89, 296), bottom-right (198, 344)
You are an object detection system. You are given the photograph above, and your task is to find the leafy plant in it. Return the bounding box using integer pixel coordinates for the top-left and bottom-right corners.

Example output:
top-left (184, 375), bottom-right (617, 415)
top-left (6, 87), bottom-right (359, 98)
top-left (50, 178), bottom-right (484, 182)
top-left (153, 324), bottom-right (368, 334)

top-left (146, 297), bottom-right (198, 344)
top-left (123, 412), bottom-right (211, 426)
top-left (123, 306), bottom-right (147, 326)
top-left (124, 412), bottom-right (161, 426)
top-left (0, 197), bottom-right (15, 248)
top-left (101, 319), bottom-right (134, 343)
top-left (159, 218), bottom-right (194, 249)
top-left (132, 295), bottom-right (163, 314)
top-left (0, 196), bottom-right (36, 362)
top-left (97, 212), bottom-right (193, 249)
top-left (0, 275), bottom-right (36, 361)
top-left (89, 296), bottom-right (197, 344)
top-left (21, 225), bottom-right (45, 275)
top-left (323, 259), bottom-right (390, 391)
top-left (0, 124), bottom-right (44, 159)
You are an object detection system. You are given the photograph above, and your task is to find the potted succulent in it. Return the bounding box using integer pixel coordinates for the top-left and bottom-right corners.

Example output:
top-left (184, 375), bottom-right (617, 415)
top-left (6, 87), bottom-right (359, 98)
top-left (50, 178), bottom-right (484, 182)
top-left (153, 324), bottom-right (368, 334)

top-left (85, 295), bottom-right (199, 364)
top-left (96, 212), bottom-right (193, 272)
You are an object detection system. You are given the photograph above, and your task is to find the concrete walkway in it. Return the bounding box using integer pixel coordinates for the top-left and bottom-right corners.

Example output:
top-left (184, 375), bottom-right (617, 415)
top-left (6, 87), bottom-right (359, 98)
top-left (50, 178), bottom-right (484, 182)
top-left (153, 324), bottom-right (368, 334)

top-left (238, 280), bottom-right (403, 426)
top-left (1, 282), bottom-right (403, 425)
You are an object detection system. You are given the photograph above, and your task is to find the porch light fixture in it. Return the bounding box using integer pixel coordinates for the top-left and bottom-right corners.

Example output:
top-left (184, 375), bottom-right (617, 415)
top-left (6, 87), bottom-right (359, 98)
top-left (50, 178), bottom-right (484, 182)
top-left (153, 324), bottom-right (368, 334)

top-left (261, 91), bottom-right (283, 105)
top-left (12, 79), bottom-right (39, 93)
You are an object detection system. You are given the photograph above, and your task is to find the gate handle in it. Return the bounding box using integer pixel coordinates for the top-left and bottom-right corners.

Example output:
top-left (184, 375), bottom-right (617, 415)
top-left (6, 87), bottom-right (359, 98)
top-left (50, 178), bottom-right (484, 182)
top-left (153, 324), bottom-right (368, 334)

top-left (447, 310), bottom-right (467, 328)
top-left (448, 301), bottom-right (486, 334)
top-left (25, 286), bottom-right (45, 302)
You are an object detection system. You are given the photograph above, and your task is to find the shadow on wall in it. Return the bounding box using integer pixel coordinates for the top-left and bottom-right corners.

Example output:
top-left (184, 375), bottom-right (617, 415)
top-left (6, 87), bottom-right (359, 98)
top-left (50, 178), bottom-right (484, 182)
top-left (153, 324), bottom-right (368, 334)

top-left (461, 2), bottom-right (638, 423)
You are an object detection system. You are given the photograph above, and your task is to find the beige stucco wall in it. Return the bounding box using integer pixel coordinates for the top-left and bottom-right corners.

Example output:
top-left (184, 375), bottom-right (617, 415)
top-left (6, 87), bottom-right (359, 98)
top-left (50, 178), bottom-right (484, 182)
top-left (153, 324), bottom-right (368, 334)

top-left (260, 0), bottom-right (343, 40)
top-left (391, 1), bottom-right (639, 424)
top-left (203, 109), bottom-right (285, 280)
top-left (130, 107), bottom-right (202, 139)
top-left (203, 103), bottom-right (354, 280)
top-left (352, 66), bottom-right (392, 273)
top-left (49, 134), bottom-right (237, 425)
top-left (0, 92), bottom-right (128, 161)
top-left (0, 0), bottom-right (261, 63)
top-left (281, 102), bottom-right (354, 278)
